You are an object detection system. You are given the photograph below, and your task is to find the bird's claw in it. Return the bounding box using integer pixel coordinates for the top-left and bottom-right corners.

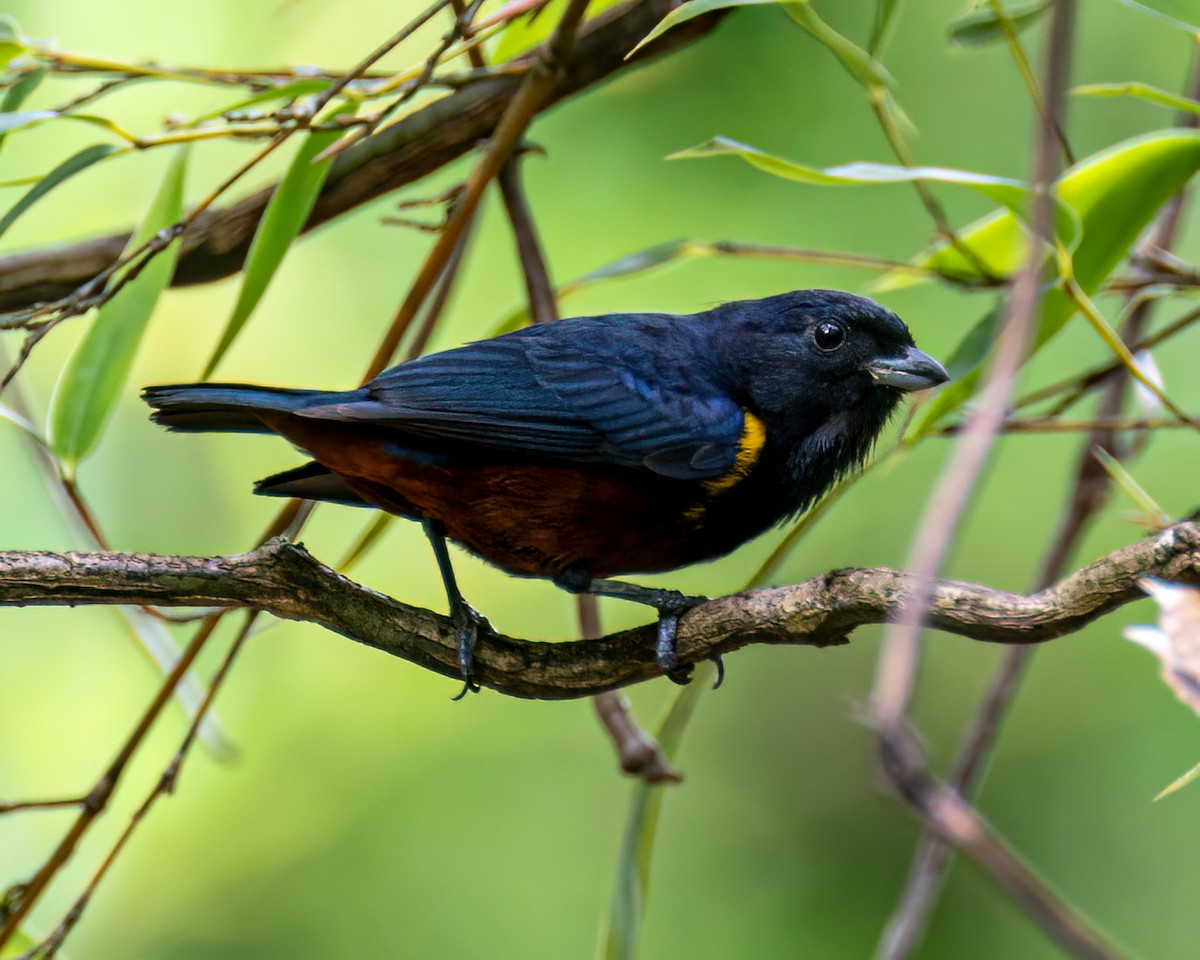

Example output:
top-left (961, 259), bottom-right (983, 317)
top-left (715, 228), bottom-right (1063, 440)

top-left (653, 593), bottom-right (709, 685)
top-left (656, 613), bottom-right (693, 685)
top-left (449, 602), bottom-right (488, 700)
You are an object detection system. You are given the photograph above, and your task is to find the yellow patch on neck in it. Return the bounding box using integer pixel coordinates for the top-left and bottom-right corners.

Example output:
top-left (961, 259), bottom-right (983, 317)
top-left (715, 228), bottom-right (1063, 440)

top-left (702, 409), bottom-right (766, 496)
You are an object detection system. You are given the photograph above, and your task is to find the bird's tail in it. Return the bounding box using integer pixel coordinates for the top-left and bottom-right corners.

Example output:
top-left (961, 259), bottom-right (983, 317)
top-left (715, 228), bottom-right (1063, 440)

top-left (142, 383), bottom-right (327, 433)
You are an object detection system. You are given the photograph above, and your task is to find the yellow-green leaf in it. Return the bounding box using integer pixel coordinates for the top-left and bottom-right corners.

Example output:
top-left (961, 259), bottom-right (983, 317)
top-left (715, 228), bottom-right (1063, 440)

top-left (0, 13), bottom-right (29, 69)
top-left (0, 65), bottom-right (45, 154)
top-left (597, 663), bottom-right (714, 960)
top-left (0, 927), bottom-right (38, 960)
top-left (869, 0), bottom-right (902, 54)
top-left (491, 239), bottom-right (699, 335)
top-left (786, 0), bottom-right (893, 89)
top-left (1073, 81), bottom-right (1200, 116)
top-left (202, 106), bottom-right (354, 379)
top-left (948, 1), bottom-right (1049, 46)
top-left (897, 130), bottom-right (1200, 436)
top-left (0, 144), bottom-right (120, 240)
top-left (672, 137), bottom-right (1079, 246)
top-left (627, 0), bottom-right (780, 58)
top-left (49, 146), bottom-right (189, 468)
top-left (496, 0), bottom-right (626, 62)
top-left (1092, 447), bottom-right (1171, 527)
top-left (190, 78), bottom-right (331, 124)
top-left (1155, 760), bottom-right (1200, 800)
top-left (1117, 0), bottom-right (1200, 32)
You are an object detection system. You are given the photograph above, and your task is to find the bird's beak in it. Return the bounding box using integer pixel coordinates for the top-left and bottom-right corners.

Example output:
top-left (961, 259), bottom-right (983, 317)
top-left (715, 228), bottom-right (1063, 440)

top-left (865, 345), bottom-right (950, 392)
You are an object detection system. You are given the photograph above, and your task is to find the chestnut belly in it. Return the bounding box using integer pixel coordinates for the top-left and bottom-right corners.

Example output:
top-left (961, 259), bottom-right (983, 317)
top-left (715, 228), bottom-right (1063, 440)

top-left (273, 419), bottom-right (736, 579)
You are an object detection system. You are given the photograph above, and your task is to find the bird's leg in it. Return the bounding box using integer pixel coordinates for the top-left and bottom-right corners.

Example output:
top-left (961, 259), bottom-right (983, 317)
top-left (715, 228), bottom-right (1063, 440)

top-left (553, 572), bottom-right (713, 685)
top-left (423, 520), bottom-right (486, 699)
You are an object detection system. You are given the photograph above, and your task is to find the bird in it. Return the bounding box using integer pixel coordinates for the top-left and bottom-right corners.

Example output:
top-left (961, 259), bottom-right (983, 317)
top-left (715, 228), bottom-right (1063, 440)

top-left (143, 289), bottom-right (948, 693)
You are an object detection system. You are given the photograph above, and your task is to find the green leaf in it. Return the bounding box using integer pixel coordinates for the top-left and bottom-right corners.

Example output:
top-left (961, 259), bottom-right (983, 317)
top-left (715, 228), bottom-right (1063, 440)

top-left (948, 1), bottom-right (1049, 46)
top-left (1092, 446), bottom-right (1171, 526)
top-left (786, 0), bottom-right (894, 88)
top-left (0, 399), bottom-right (49, 446)
top-left (0, 65), bottom-right (46, 154)
top-left (0, 927), bottom-right (39, 960)
top-left (120, 605), bottom-right (235, 759)
top-left (0, 108), bottom-right (55, 133)
top-left (1073, 81), bottom-right (1200, 116)
top-left (190, 78), bottom-right (331, 124)
top-left (496, 0), bottom-right (627, 62)
top-left (907, 129), bottom-right (1200, 436)
top-left (672, 137), bottom-right (1080, 247)
top-left (1155, 759), bottom-right (1200, 800)
top-left (0, 13), bottom-right (29, 69)
top-left (869, 0), bottom-right (903, 55)
top-left (0, 109), bottom-right (133, 143)
top-left (1117, 0), bottom-right (1200, 32)
top-left (0, 144), bottom-right (120, 241)
top-left (491, 239), bottom-right (699, 334)
top-left (597, 663), bottom-right (715, 960)
top-left (201, 106), bottom-right (354, 379)
top-left (49, 146), bottom-right (189, 467)
top-left (627, 0), bottom-right (781, 58)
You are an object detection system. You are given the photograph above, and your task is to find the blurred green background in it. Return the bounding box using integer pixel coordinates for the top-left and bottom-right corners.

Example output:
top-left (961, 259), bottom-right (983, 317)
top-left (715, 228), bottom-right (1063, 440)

top-left (2, 1), bottom-right (1199, 957)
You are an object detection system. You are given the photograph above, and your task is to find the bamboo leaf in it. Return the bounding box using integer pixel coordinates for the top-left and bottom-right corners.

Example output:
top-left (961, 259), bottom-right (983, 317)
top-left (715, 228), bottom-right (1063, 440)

top-left (491, 239), bottom-right (700, 334)
top-left (948, 0), bottom-right (1049, 46)
top-left (0, 144), bottom-right (120, 241)
top-left (1155, 760), bottom-right (1200, 800)
top-left (201, 106), bottom-right (354, 379)
top-left (496, 0), bottom-right (627, 61)
top-left (1073, 81), bottom-right (1200, 116)
top-left (49, 146), bottom-right (189, 468)
top-left (0, 108), bottom-right (55, 133)
top-left (672, 137), bottom-right (1080, 247)
top-left (0, 399), bottom-right (49, 447)
top-left (1092, 447), bottom-right (1171, 527)
top-left (869, 0), bottom-right (903, 55)
top-left (0, 928), bottom-right (39, 960)
top-left (0, 13), bottom-right (29, 69)
top-left (190, 78), bottom-right (331, 124)
top-left (1117, 0), bottom-right (1200, 32)
top-left (908, 130), bottom-right (1200, 436)
top-left (597, 663), bottom-right (714, 960)
top-left (786, 0), bottom-right (894, 88)
top-left (627, 0), bottom-right (780, 59)
top-left (0, 65), bottom-right (46, 154)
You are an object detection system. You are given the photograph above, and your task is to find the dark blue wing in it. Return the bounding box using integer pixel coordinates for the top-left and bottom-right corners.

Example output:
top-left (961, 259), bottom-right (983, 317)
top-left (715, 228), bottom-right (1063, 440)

top-left (296, 314), bottom-right (744, 480)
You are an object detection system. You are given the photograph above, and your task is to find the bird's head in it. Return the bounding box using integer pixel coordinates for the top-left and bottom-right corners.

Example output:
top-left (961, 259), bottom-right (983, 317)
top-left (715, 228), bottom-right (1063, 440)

top-left (715, 289), bottom-right (948, 422)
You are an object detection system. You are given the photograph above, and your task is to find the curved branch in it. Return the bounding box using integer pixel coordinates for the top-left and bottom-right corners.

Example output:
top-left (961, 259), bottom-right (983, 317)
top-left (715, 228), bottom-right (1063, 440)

top-left (0, 0), bottom-right (726, 312)
top-left (3, 522), bottom-right (1197, 699)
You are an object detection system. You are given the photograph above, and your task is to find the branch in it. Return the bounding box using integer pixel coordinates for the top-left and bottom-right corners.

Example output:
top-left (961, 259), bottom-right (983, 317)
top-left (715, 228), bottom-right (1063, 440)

top-left (3, 522), bottom-right (1197, 700)
top-left (0, 0), bottom-right (727, 313)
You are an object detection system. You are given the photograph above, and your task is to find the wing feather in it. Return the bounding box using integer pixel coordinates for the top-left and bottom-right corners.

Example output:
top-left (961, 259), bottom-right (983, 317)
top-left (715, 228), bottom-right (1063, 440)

top-left (298, 314), bottom-right (745, 479)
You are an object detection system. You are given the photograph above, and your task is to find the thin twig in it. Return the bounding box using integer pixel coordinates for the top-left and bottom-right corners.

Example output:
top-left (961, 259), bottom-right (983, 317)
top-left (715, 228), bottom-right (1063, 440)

top-left (34, 613), bottom-right (257, 959)
top-left (879, 737), bottom-right (1126, 960)
top-left (0, 798), bottom-right (85, 816)
top-left (937, 415), bottom-right (1188, 435)
top-left (1014, 305), bottom-right (1200, 414)
top-left (986, 0), bottom-right (1074, 165)
top-left (0, 0), bottom-right (725, 315)
top-left (877, 37), bottom-right (1200, 960)
top-left (0, 615), bottom-right (221, 949)
top-left (871, 0), bottom-right (1072, 734)
top-left (364, 0), bottom-right (594, 378)
top-left (498, 154), bottom-right (559, 323)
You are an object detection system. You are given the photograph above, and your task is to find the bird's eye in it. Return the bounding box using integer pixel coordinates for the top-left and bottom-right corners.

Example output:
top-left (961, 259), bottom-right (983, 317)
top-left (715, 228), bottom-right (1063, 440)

top-left (812, 320), bottom-right (845, 352)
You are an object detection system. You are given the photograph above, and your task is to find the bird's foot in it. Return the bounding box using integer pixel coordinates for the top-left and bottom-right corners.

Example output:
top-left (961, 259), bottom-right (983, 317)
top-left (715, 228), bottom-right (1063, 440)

top-left (449, 602), bottom-right (488, 701)
top-left (650, 592), bottom-right (707, 685)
